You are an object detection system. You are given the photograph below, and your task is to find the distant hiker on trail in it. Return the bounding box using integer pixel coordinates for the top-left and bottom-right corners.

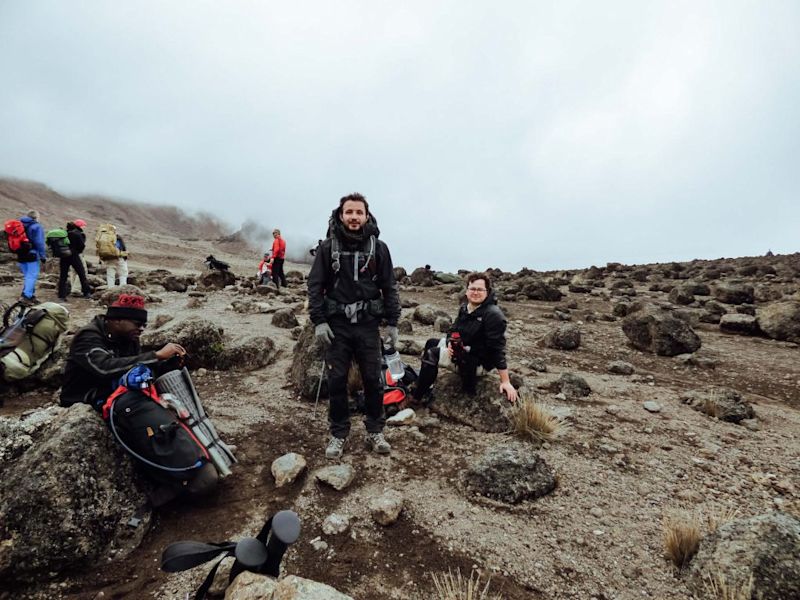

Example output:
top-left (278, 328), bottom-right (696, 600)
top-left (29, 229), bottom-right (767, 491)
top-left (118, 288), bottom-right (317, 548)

top-left (308, 193), bottom-right (401, 459)
top-left (95, 223), bottom-right (128, 287)
top-left (5, 210), bottom-right (47, 306)
top-left (57, 220), bottom-right (93, 300)
top-left (68, 219), bottom-right (91, 297)
top-left (411, 272), bottom-right (518, 404)
top-left (60, 294), bottom-right (187, 410)
top-left (271, 228), bottom-right (287, 288)
top-left (258, 252), bottom-right (272, 285)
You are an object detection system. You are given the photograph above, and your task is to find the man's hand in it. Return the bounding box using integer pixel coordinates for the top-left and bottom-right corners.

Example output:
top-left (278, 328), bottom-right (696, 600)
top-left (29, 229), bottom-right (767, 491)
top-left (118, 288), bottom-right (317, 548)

top-left (386, 325), bottom-right (399, 349)
top-left (155, 343), bottom-right (187, 361)
top-left (500, 381), bottom-right (518, 403)
top-left (315, 323), bottom-right (335, 347)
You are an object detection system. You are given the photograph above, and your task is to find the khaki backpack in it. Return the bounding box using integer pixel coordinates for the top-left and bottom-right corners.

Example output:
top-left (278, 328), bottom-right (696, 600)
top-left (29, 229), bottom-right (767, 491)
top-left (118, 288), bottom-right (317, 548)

top-left (96, 223), bottom-right (120, 260)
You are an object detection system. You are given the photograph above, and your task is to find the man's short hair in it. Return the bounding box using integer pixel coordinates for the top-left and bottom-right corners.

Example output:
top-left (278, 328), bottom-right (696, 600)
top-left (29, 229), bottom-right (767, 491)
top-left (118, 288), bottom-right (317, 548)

top-left (466, 272), bottom-right (492, 294)
top-left (27, 210), bottom-right (39, 220)
top-left (273, 228), bottom-right (280, 235)
top-left (338, 193), bottom-right (369, 215)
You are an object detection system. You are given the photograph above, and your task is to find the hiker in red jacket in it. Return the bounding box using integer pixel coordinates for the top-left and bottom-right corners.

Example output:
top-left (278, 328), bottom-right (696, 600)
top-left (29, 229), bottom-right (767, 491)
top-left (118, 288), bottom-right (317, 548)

top-left (270, 229), bottom-right (287, 288)
top-left (257, 252), bottom-right (272, 285)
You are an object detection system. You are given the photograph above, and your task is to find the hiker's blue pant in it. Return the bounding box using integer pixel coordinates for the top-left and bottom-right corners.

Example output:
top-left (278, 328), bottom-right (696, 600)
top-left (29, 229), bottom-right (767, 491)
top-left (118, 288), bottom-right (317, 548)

top-left (326, 319), bottom-right (385, 438)
top-left (17, 260), bottom-right (40, 298)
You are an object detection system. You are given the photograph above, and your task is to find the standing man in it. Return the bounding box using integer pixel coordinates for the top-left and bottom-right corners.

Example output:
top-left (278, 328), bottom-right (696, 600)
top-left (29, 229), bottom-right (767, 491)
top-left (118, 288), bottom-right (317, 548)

top-left (270, 228), bottom-right (287, 288)
top-left (69, 219), bottom-right (91, 296)
top-left (59, 220), bottom-right (93, 300)
top-left (308, 193), bottom-right (401, 459)
top-left (14, 210), bottom-right (47, 305)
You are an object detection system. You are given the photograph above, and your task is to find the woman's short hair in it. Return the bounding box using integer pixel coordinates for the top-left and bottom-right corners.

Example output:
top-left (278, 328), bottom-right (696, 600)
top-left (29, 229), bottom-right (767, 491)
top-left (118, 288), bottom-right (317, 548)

top-left (466, 272), bottom-right (492, 294)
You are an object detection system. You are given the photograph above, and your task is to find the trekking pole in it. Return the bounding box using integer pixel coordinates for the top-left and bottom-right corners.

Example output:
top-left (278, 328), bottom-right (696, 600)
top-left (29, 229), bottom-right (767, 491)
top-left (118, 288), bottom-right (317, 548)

top-left (313, 355), bottom-right (327, 419)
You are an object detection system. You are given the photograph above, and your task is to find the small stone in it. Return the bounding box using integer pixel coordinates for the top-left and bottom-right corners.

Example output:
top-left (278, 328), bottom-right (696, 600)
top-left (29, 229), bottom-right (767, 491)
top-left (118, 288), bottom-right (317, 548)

top-left (370, 490), bottom-right (405, 526)
top-left (310, 537), bottom-right (329, 551)
top-left (605, 405), bottom-right (621, 415)
top-left (589, 507), bottom-right (604, 518)
top-left (315, 465), bottom-right (355, 491)
top-left (322, 513), bottom-right (350, 535)
top-left (741, 418), bottom-right (761, 431)
top-left (386, 408), bottom-right (416, 425)
top-left (643, 401), bottom-right (662, 413)
top-left (271, 452), bottom-right (307, 488)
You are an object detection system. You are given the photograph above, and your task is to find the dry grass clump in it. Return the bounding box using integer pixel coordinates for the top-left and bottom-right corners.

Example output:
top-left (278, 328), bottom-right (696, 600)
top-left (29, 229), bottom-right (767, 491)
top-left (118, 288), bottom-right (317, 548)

top-left (431, 568), bottom-right (503, 600)
top-left (662, 509), bottom-right (703, 569)
top-left (509, 398), bottom-right (565, 442)
top-left (702, 572), bottom-right (754, 600)
top-left (706, 506), bottom-right (739, 533)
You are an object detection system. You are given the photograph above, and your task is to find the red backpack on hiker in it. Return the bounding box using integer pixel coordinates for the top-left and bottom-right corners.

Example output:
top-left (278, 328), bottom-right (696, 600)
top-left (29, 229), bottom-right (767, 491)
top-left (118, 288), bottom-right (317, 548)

top-left (4, 220), bottom-right (31, 254)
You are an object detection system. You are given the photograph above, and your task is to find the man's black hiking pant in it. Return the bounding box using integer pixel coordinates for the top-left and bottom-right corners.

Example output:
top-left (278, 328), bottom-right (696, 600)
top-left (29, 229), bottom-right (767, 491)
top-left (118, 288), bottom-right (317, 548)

top-left (58, 254), bottom-right (91, 298)
top-left (271, 258), bottom-right (287, 288)
top-left (327, 319), bottom-right (385, 439)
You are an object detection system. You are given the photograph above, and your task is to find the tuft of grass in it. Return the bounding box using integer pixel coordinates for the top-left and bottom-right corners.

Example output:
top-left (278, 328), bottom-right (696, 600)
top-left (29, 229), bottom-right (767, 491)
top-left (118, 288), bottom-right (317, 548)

top-left (663, 509), bottom-right (702, 569)
top-left (431, 568), bottom-right (503, 600)
top-left (509, 398), bottom-right (566, 443)
top-left (702, 572), bottom-right (754, 600)
top-left (706, 506), bottom-right (739, 533)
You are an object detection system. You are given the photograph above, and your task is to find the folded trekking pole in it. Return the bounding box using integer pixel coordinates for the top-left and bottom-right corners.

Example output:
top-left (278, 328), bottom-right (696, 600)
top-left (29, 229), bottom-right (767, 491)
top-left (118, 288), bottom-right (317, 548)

top-left (313, 355), bottom-right (327, 419)
top-left (161, 510), bottom-right (301, 600)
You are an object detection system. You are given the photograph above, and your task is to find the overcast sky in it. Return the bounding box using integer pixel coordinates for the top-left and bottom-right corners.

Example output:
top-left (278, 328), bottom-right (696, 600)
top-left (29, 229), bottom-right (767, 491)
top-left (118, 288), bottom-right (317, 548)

top-left (1, 1), bottom-right (798, 272)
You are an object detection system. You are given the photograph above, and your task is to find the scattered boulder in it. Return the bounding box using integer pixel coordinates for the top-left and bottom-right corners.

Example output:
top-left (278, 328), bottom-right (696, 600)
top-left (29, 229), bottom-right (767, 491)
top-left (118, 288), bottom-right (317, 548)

top-left (668, 286), bottom-right (695, 306)
top-left (162, 276), bottom-right (192, 293)
top-left (544, 324), bottom-right (581, 350)
top-left (713, 282), bottom-right (755, 305)
top-left (315, 465), bottom-right (355, 491)
top-left (463, 445), bottom-right (556, 504)
top-left (217, 336), bottom-right (276, 371)
top-left (434, 315), bottom-right (452, 333)
top-left (271, 452), bottom-right (307, 488)
top-left (686, 512), bottom-right (800, 600)
top-left (409, 267), bottom-right (435, 287)
top-left (225, 571), bottom-right (354, 600)
top-left (434, 272), bottom-right (461, 284)
top-left (392, 267), bottom-right (407, 281)
top-left (290, 323), bottom-right (326, 400)
top-left (680, 388), bottom-right (755, 423)
top-left (272, 308), bottom-right (299, 328)
top-left (549, 373), bottom-right (591, 399)
top-left (523, 280), bottom-right (563, 302)
top-left (412, 304), bottom-right (437, 325)
top-left (397, 318), bottom-right (413, 334)
top-left (141, 318), bottom-right (225, 369)
top-left (200, 269), bottom-right (237, 289)
top-left (757, 301), bottom-right (800, 344)
top-left (719, 313), bottom-right (760, 336)
top-left (370, 489), bottom-right (404, 526)
top-left (98, 284), bottom-right (159, 306)
top-left (0, 404), bottom-right (148, 584)
top-left (607, 360), bottom-right (635, 375)
top-left (230, 299), bottom-right (271, 314)
top-left (429, 371), bottom-right (517, 432)
top-left (153, 314), bottom-right (174, 329)
top-left (622, 306), bottom-right (701, 356)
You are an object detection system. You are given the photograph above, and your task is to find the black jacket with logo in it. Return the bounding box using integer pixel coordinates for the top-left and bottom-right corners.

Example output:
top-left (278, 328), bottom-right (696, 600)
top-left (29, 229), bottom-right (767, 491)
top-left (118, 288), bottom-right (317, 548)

top-left (60, 315), bottom-right (159, 410)
top-left (307, 216), bottom-right (400, 327)
top-left (66, 224), bottom-right (86, 255)
top-left (450, 293), bottom-right (509, 371)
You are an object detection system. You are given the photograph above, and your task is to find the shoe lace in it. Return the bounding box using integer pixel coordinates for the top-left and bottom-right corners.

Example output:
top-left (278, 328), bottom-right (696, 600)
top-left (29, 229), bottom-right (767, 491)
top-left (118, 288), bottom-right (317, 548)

top-left (329, 437), bottom-right (344, 449)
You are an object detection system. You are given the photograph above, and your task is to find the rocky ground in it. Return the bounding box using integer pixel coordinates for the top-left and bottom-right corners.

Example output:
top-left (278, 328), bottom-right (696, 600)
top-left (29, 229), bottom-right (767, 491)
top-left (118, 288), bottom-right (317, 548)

top-left (1, 194), bottom-right (799, 598)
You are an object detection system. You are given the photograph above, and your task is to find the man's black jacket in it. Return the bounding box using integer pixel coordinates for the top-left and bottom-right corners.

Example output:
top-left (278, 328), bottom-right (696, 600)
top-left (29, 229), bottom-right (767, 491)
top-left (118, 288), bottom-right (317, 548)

top-left (451, 293), bottom-right (509, 371)
top-left (307, 224), bottom-right (401, 327)
top-left (66, 225), bottom-right (86, 255)
top-left (60, 315), bottom-right (159, 410)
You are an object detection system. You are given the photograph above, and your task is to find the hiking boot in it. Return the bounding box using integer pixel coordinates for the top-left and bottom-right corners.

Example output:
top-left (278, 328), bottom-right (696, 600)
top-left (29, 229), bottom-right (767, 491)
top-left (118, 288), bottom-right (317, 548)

top-left (325, 436), bottom-right (346, 460)
top-left (18, 295), bottom-right (34, 307)
top-left (365, 432), bottom-right (391, 455)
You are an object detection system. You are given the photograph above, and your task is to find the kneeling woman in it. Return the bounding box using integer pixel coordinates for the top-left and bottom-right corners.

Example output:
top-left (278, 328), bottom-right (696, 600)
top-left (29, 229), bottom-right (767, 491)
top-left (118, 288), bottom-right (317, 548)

top-left (412, 272), bottom-right (518, 403)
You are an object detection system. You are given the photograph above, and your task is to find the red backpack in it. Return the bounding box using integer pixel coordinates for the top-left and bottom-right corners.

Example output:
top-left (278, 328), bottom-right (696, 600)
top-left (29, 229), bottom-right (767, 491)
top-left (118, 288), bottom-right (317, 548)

top-left (4, 220), bottom-right (31, 254)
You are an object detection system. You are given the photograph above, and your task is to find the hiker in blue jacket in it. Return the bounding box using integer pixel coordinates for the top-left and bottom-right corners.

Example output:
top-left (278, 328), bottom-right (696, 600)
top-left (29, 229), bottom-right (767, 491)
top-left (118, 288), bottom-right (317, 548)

top-left (16, 210), bottom-right (47, 305)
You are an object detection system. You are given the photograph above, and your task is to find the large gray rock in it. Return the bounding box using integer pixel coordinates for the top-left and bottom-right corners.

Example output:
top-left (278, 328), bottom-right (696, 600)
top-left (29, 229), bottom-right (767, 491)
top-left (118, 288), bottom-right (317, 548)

top-left (200, 270), bottom-right (237, 289)
top-left (226, 572), bottom-right (354, 600)
top-left (544, 324), bottom-right (581, 350)
top-left (714, 282), bottom-right (755, 305)
top-left (272, 307), bottom-right (299, 328)
top-left (757, 301), bottom-right (800, 344)
top-left (409, 267), bottom-right (435, 287)
top-left (412, 304), bottom-right (438, 325)
top-left (680, 388), bottom-right (755, 423)
top-left (523, 280), bottom-right (563, 302)
top-left (550, 372), bottom-right (591, 399)
top-left (141, 318), bottom-right (225, 369)
top-left (98, 284), bottom-right (161, 306)
top-left (622, 306), bottom-right (701, 356)
top-left (217, 336), bottom-right (276, 371)
top-left (290, 323), bottom-right (326, 400)
top-left (0, 404), bottom-right (148, 584)
top-left (463, 445), bottom-right (556, 504)
top-left (686, 512), bottom-right (800, 600)
top-left (719, 313), bottom-right (761, 336)
top-left (429, 371), bottom-right (514, 433)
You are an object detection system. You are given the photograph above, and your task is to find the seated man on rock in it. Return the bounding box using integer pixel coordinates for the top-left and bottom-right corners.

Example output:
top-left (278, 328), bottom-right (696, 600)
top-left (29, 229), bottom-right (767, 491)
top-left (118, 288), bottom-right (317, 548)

top-left (60, 294), bottom-right (218, 505)
top-left (412, 272), bottom-right (519, 404)
top-left (60, 294), bottom-right (186, 410)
